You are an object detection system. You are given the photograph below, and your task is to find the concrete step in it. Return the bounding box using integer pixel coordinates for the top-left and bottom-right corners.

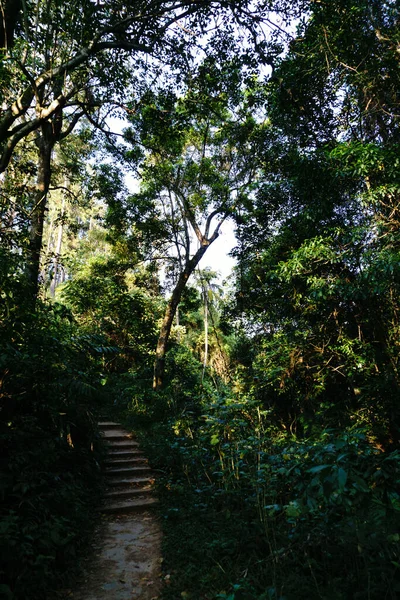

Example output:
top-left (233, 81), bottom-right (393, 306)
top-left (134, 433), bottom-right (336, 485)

top-left (107, 449), bottom-right (144, 458)
top-left (101, 431), bottom-right (136, 441)
top-left (105, 485), bottom-right (154, 499)
top-left (98, 421), bottom-right (120, 429)
top-left (102, 496), bottom-right (159, 515)
top-left (99, 421), bottom-right (158, 516)
top-left (105, 457), bottom-right (148, 468)
top-left (107, 475), bottom-right (155, 488)
top-left (104, 440), bottom-right (140, 450)
top-left (106, 465), bottom-right (151, 477)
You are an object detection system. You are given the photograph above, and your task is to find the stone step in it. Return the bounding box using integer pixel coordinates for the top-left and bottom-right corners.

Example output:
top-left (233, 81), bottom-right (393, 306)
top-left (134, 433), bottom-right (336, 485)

top-left (107, 449), bottom-right (144, 458)
top-left (106, 452), bottom-right (146, 460)
top-left (99, 421), bottom-right (158, 516)
top-left (105, 457), bottom-right (148, 468)
top-left (104, 485), bottom-right (154, 499)
top-left (106, 465), bottom-right (151, 477)
top-left (107, 475), bottom-right (155, 488)
top-left (101, 431), bottom-right (136, 441)
top-left (104, 440), bottom-right (140, 449)
top-left (102, 496), bottom-right (159, 515)
top-left (98, 421), bottom-right (120, 429)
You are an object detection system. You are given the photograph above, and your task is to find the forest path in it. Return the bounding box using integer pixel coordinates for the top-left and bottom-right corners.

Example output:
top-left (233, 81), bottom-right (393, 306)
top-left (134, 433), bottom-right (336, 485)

top-left (66, 422), bottom-right (162, 600)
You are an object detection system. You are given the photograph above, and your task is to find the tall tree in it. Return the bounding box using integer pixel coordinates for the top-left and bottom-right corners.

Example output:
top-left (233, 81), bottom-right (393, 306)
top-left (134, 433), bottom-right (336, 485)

top-left (0, 0), bottom-right (290, 172)
top-left (107, 66), bottom-right (261, 388)
top-left (0, 0), bottom-right (293, 304)
top-left (194, 268), bottom-right (223, 382)
top-left (231, 0), bottom-right (400, 443)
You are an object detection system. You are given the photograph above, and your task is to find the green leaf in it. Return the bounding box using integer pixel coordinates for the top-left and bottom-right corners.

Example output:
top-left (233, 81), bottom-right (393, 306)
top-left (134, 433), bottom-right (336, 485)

top-left (308, 465), bottom-right (331, 474)
top-left (285, 502), bottom-right (301, 518)
top-left (337, 467), bottom-right (348, 490)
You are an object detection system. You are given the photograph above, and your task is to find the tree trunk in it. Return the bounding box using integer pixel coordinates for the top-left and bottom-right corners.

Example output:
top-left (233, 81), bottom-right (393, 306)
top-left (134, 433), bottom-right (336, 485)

top-left (153, 242), bottom-right (212, 391)
top-left (0, 0), bottom-right (22, 49)
top-left (27, 123), bottom-right (53, 304)
top-left (202, 289), bottom-right (209, 383)
top-left (175, 305), bottom-right (181, 342)
top-left (50, 194), bottom-right (65, 297)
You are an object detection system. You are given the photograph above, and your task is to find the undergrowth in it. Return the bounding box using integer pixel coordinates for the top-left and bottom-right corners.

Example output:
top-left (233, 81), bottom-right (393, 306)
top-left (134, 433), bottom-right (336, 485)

top-left (119, 380), bottom-right (400, 600)
top-left (0, 420), bottom-right (105, 600)
top-left (0, 302), bottom-right (108, 599)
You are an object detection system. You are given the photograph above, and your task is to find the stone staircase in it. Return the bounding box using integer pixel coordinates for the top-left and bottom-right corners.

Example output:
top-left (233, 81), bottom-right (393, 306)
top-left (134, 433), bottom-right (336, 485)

top-left (99, 421), bottom-right (158, 515)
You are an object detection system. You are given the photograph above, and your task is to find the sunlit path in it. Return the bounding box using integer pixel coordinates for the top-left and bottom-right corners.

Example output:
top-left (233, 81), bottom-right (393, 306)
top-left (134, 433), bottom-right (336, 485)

top-left (67, 423), bottom-right (162, 600)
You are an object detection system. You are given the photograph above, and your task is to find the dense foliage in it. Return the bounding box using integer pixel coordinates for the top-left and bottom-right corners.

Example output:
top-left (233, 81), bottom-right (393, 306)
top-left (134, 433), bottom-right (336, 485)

top-left (1, 0), bottom-right (400, 598)
top-left (0, 300), bottom-right (107, 599)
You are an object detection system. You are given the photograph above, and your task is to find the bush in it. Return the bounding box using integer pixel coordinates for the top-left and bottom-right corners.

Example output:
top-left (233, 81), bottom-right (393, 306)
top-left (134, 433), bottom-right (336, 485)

top-left (0, 302), bottom-right (106, 599)
top-left (124, 387), bottom-right (400, 600)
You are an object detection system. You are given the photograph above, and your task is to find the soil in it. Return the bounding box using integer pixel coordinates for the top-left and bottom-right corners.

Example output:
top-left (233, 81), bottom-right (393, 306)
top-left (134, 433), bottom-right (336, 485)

top-left (59, 422), bottom-right (163, 600)
top-left (65, 512), bottom-right (162, 600)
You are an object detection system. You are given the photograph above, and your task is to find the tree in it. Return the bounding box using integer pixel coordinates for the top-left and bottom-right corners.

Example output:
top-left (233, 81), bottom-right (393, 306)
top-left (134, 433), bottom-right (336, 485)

top-left (230, 0), bottom-right (400, 444)
top-left (0, 0), bottom-right (286, 304)
top-left (0, 0), bottom-right (289, 172)
top-left (194, 268), bottom-right (224, 382)
top-left (115, 67), bottom-right (260, 389)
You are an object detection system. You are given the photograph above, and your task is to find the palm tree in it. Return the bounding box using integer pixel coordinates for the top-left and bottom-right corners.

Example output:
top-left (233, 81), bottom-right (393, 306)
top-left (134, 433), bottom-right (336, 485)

top-left (195, 268), bottom-right (224, 382)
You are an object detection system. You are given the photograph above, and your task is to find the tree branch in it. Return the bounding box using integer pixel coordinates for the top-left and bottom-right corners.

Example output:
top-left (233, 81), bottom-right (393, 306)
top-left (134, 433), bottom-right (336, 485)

top-left (59, 110), bottom-right (85, 140)
top-left (0, 118), bottom-right (41, 172)
top-left (175, 189), bottom-right (204, 244)
top-left (205, 209), bottom-right (221, 239)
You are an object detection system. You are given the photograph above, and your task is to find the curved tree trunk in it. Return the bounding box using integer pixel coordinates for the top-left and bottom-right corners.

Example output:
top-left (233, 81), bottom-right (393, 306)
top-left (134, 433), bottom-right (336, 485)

top-left (153, 242), bottom-right (213, 391)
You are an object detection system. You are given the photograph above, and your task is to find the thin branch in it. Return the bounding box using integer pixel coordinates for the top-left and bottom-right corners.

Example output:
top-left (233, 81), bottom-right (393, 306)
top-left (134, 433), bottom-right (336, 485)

top-left (59, 110), bottom-right (85, 140)
top-left (80, 107), bottom-right (126, 139)
top-left (205, 209), bottom-right (221, 239)
top-left (48, 186), bottom-right (80, 201)
top-left (208, 213), bottom-right (227, 244)
top-left (0, 118), bottom-right (41, 172)
top-left (175, 189), bottom-right (203, 243)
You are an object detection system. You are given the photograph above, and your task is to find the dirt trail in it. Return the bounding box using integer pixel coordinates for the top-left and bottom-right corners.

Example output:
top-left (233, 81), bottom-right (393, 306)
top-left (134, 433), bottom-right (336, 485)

top-left (66, 422), bottom-right (162, 600)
